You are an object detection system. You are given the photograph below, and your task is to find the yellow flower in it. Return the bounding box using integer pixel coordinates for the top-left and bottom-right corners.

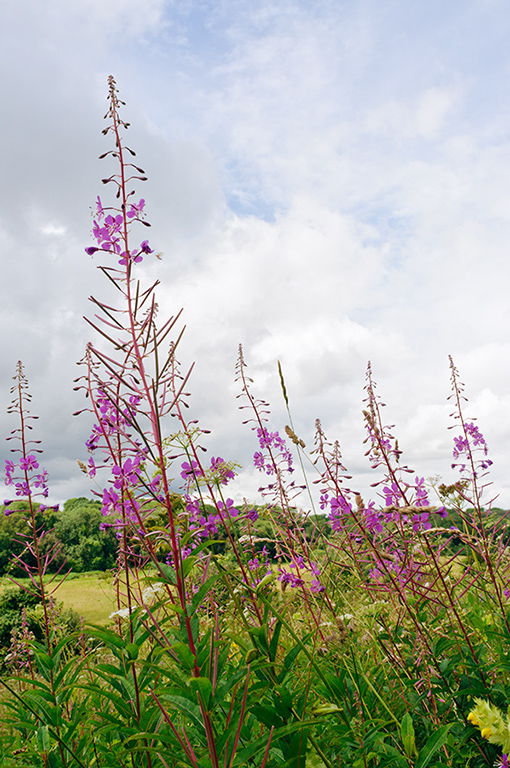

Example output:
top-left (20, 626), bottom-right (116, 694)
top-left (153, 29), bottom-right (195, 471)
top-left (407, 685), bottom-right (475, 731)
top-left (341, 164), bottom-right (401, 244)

top-left (467, 699), bottom-right (510, 753)
top-left (228, 642), bottom-right (240, 659)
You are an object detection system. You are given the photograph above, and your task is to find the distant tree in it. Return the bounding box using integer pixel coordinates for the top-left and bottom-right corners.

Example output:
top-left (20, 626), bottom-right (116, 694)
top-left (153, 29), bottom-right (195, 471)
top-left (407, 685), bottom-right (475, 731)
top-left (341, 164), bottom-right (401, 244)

top-left (0, 498), bottom-right (117, 575)
top-left (50, 498), bottom-right (117, 572)
top-left (0, 502), bottom-right (59, 576)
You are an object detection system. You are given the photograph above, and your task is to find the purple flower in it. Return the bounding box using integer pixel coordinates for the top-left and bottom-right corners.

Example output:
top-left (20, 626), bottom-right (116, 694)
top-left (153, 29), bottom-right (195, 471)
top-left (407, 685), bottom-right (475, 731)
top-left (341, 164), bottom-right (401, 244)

top-left (254, 427), bottom-right (294, 474)
top-left (112, 457), bottom-right (141, 489)
top-left (86, 427), bottom-right (101, 451)
top-left (5, 460), bottom-right (15, 484)
top-left (181, 460), bottom-right (203, 481)
top-left (90, 212), bottom-right (124, 256)
top-left (383, 482), bottom-right (403, 507)
top-left (33, 470), bottom-right (48, 489)
top-left (465, 422), bottom-right (488, 450)
top-left (118, 250), bottom-right (136, 266)
top-left (217, 498), bottom-right (239, 519)
top-left (369, 567), bottom-right (383, 582)
top-left (453, 435), bottom-right (469, 459)
top-left (253, 452), bottom-right (266, 472)
top-left (412, 511), bottom-right (431, 532)
top-left (277, 569), bottom-right (294, 587)
top-left (414, 476), bottom-right (430, 507)
top-left (127, 198), bottom-right (145, 218)
top-left (200, 513), bottom-right (220, 538)
top-left (186, 496), bottom-right (201, 519)
top-left (364, 501), bottom-right (383, 533)
top-left (101, 487), bottom-right (120, 516)
top-left (210, 456), bottom-right (235, 485)
top-left (148, 474), bottom-right (161, 493)
top-left (277, 566), bottom-right (304, 589)
top-left (328, 495), bottom-right (351, 532)
top-left (105, 214), bottom-right (122, 229)
top-left (15, 481), bottom-right (30, 497)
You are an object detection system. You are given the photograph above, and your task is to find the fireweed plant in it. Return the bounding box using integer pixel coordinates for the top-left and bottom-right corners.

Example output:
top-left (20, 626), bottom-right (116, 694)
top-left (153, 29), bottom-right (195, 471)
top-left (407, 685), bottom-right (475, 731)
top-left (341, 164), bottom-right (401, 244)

top-left (2, 77), bottom-right (510, 767)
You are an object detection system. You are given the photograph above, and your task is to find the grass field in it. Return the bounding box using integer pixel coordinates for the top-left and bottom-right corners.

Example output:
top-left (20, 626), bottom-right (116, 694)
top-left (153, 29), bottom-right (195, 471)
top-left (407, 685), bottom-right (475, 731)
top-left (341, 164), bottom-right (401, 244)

top-left (0, 572), bottom-right (116, 625)
top-left (52, 573), bottom-right (116, 624)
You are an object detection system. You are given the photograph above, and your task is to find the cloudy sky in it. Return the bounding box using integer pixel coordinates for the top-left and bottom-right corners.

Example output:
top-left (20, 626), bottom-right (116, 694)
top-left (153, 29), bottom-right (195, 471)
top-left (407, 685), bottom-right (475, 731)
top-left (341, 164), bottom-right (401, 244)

top-left (1, 0), bottom-right (510, 509)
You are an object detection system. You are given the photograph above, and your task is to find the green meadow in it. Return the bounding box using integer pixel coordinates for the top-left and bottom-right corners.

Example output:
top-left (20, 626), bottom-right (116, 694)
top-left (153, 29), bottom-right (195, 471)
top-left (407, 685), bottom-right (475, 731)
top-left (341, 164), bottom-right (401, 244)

top-left (0, 572), bottom-right (114, 625)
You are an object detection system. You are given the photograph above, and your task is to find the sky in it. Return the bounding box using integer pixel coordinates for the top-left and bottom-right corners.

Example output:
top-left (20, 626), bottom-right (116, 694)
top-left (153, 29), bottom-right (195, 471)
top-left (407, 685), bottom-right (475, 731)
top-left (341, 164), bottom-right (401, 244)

top-left (1, 0), bottom-right (510, 509)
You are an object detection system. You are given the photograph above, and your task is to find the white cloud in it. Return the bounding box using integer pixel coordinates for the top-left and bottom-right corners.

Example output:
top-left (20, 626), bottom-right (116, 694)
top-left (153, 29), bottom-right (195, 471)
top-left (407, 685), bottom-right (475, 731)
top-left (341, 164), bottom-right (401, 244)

top-left (41, 224), bottom-right (66, 236)
top-left (2, 0), bottom-right (510, 509)
top-left (365, 87), bottom-right (456, 141)
top-left (416, 87), bottom-right (455, 139)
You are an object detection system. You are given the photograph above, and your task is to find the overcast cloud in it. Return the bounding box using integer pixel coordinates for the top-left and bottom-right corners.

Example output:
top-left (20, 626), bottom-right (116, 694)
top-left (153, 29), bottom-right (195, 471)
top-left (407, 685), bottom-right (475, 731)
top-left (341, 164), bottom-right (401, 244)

top-left (1, 0), bottom-right (510, 508)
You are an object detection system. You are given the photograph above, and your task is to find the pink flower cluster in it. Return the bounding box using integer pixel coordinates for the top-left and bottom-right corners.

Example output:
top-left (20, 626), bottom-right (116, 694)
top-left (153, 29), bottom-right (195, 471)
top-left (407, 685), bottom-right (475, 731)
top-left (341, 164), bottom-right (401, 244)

top-left (4, 455), bottom-right (49, 507)
top-left (85, 196), bottom-right (153, 265)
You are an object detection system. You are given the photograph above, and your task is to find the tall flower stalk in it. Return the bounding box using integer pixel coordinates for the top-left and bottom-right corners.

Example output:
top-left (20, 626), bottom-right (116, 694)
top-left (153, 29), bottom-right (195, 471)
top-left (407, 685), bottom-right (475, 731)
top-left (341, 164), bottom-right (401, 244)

top-left (4, 362), bottom-right (60, 652)
top-left (76, 75), bottom-right (228, 766)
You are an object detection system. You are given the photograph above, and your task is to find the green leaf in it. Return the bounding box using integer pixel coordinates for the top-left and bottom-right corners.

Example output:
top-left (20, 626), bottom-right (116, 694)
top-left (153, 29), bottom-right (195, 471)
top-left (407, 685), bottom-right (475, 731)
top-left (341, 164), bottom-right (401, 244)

top-left (249, 625), bottom-right (269, 654)
top-left (400, 713), bottom-right (417, 758)
top-left (188, 676), bottom-right (213, 708)
top-left (415, 725), bottom-right (452, 768)
top-left (232, 720), bottom-right (320, 767)
top-left (164, 601), bottom-right (185, 616)
top-left (306, 750), bottom-right (328, 768)
top-left (181, 555), bottom-right (198, 579)
top-left (377, 742), bottom-right (407, 760)
top-left (157, 561), bottom-right (178, 585)
top-left (34, 651), bottom-right (55, 671)
top-left (191, 575), bottom-right (219, 612)
top-left (158, 694), bottom-right (204, 732)
top-left (96, 663), bottom-right (124, 677)
top-left (85, 626), bottom-right (128, 650)
top-left (125, 643), bottom-right (139, 660)
top-left (251, 704), bottom-right (284, 729)
top-left (171, 642), bottom-right (196, 670)
top-left (36, 725), bottom-right (50, 752)
top-left (269, 619), bottom-right (283, 663)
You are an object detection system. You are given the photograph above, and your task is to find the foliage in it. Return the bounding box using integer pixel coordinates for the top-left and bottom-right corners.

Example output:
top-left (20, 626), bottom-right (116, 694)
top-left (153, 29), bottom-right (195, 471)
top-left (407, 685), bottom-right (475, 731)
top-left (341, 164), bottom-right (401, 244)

top-left (1, 76), bottom-right (510, 768)
top-left (0, 497), bottom-right (118, 574)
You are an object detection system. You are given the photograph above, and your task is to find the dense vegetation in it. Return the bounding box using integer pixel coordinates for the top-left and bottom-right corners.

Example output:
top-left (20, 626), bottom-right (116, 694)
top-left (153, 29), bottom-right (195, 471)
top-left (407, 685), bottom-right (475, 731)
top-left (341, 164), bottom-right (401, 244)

top-left (0, 497), bottom-right (117, 574)
top-left (2, 77), bottom-right (510, 768)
